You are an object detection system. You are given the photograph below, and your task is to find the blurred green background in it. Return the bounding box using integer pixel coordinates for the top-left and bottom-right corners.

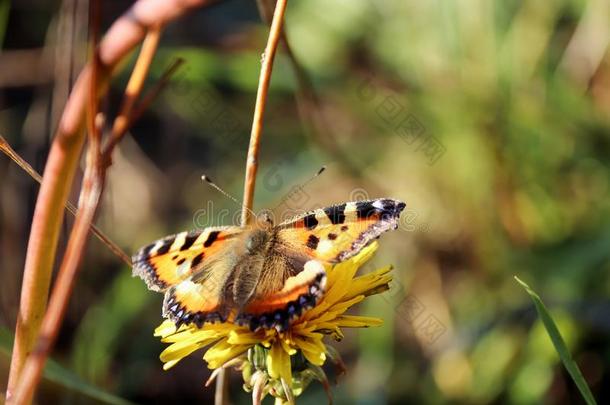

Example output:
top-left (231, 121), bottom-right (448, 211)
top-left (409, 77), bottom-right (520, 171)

top-left (1, 0), bottom-right (609, 403)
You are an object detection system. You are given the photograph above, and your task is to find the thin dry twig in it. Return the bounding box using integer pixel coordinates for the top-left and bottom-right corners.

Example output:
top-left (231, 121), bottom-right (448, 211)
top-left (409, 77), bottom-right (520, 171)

top-left (205, 357), bottom-right (244, 387)
top-left (7, 0), bottom-right (215, 400)
top-left (11, 45), bottom-right (149, 405)
top-left (240, 0), bottom-right (289, 226)
top-left (0, 136), bottom-right (131, 266)
top-left (105, 26), bottom-right (161, 154)
top-left (255, 0), bottom-right (364, 181)
top-left (9, 0), bottom-right (105, 399)
top-left (214, 1), bottom-right (289, 404)
top-left (255, 0), bottom-right (310, 96)
top-left (130, 58), bottom-right (185, 123)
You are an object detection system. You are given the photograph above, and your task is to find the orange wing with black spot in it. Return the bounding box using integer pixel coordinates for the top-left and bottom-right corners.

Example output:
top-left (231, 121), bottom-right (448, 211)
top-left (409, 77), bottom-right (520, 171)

top-left (276, 198), bottom-right (405, 263)
top-left (234, 199), bottom-right (405, 332)
top-left (237, 260), bottom-right (327, 331)
top-left (162, 267), bottom-right (235, 326)
top-left (132, 226), bottom-right (243, 292)
top-left (133, 199), bottom-right (405, 332)
top-left (132, 226), bottom-right (245, 327)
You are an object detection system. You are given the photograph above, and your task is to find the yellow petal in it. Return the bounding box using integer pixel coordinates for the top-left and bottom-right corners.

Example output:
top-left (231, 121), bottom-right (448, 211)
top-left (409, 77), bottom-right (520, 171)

top-left (290, 322), bottom-right (320, 337)
top-left (311, 322), bottom-right (344, 340)
top-left (351, 242), bottom-right (379, 265)
top-left (267, 340), bottom-right (292, 383)
top-left (333, 315), bottom-right (384, 328)
top-left (302, 349), bottom-right (326, 366)
top-left (292, 334), bottom-right (323, 353)
top-left (162, 359), bottom-right (182, 371)
top-left (312, 295), bottom-right (365, 325)
top-left (294, 335), bottom-right (326, 366)
top-left (324, 263), bottom-right (358, 304)
top-left (162, 327), bottom-right (224, 344)
top-left (159, 334), bottom-right (220, 368)
top-left (203, 339), bottom-right (250, 369)
top-left (278, 337), bottom-right (296, 355)
top-left (344, 265), bottom-right (393, 301)
top-left (227, 329), bottom-right (266, 345)
top-left (154, 320), bottom-right (177, 337)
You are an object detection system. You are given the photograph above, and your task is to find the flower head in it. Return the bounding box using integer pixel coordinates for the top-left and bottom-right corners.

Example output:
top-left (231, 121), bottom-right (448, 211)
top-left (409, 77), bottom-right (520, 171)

top-left (155, 242), bottom-right (392, 402)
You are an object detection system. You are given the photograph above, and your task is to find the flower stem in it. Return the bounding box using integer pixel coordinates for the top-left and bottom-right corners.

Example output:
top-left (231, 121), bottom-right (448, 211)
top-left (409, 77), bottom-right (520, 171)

top-left (240, 0), bottom-right (289, 226)
top-left (214, 1), bottom-right (289, 404)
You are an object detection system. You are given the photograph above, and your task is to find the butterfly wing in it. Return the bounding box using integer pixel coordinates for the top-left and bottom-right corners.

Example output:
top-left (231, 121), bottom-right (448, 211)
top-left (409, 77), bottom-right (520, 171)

top-left (236, 199), bottom-right (405, 331)
top-left (133, 226), bottom-right (249, 327)
top-left (275, 198), bottom-right (405, 263)
top-left (132, 226), bottom-right (243, 292)
top-left (162, 255), bottom-right (239, 327)
top-left (134, 199), bottom-right (405, 331)
top-left (236, 257), bottom-right (327, 332)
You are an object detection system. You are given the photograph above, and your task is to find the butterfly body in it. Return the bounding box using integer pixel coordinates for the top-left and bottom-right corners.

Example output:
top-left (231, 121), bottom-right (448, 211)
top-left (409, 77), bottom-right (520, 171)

top-left (133, 198), bottom-right (405, 331)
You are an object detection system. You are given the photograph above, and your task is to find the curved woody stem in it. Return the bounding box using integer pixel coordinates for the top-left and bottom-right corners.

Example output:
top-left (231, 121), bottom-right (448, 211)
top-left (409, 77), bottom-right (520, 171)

top-left (6, 0), bottom-right (287, 402)
top-left (6, 1), bottom-right (215, 403)
top-left (240, 0), bottom-right (289, 226)
top-left (215, 1), bottom-right (289, 404)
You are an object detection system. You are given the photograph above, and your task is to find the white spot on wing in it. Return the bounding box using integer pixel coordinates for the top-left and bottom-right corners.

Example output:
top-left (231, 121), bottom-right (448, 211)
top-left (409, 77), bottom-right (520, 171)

top-left (344, 202), bottom-right (358, 222)
top-left (150, 240), bottom-right (164, 255)
top-left (317, 239), bottom-right (334, 255)
top-left (194, 230), bottom-right (211, 246)
top-left (281, 260), bottom-right (325, 292)
top-left (171, 232), bottom-right (187, 251)
top-left (372, 199), bottom-right (385, 210)
top-left (176, 261), bottom-right (191, 278)
top-left (315, 209), bottom-right (332, 226)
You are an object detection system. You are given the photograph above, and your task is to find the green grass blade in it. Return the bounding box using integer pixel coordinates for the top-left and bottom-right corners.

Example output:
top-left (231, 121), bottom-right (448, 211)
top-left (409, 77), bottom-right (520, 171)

top-left (0, 327), bottom-right (136, 405)
top-left (0, 0), bottom-right (10, 49)
top-left (514, 276), bottom-right (597, 405)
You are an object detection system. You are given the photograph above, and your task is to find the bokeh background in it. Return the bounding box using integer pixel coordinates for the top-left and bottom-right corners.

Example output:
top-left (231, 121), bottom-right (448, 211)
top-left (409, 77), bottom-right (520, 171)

top-left (1, 0), bottom-right (610, 403)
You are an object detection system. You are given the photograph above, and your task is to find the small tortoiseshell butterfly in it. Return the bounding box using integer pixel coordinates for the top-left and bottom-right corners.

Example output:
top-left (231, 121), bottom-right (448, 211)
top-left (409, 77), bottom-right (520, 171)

top-left (132, 198), bottom-right (405, 332)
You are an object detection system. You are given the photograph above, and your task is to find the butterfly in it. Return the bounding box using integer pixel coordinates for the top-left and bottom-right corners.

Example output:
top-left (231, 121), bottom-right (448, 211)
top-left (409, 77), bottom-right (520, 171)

top-left (132, 198), bottom-right (405, 332)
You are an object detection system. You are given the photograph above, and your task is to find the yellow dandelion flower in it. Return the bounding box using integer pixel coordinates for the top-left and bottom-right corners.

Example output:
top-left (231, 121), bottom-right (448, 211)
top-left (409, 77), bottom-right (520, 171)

top-left (154, 242), bottom-right (393, 402)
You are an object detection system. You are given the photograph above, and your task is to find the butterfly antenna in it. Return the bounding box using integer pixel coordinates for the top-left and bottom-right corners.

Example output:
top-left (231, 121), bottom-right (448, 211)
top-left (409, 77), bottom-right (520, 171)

top-left (270, 166), bottom-right (327, 213)
top-left (201, 175), bottom-right (257, 219)
top-left (302, 165), bottom-right (326, 187)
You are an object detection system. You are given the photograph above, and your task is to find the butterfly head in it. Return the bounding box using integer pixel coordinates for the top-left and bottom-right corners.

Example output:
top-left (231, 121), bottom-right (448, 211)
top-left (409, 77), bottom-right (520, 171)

top-left (245, 228), bottom-right (271, 253)
top-left (254, 211), bottom-right (275, 230)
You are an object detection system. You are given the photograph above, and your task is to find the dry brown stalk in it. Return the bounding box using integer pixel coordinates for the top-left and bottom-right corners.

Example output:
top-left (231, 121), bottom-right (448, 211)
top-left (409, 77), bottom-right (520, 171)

top-left (10, 26), bottom-right (161, 402)
top-left (7, 0), bottom-right (287, 402)
top-left (255, 0), bottom-right (363, 181)
top-left (0, 136), bottom-right (131, 266)
top-left (241, 0), bottom-right (289, 226)
top-left (214, 1), bottom-right (289, 404)
top-left (7, 0), bottom-right (216, 402)
top-left (130, 58), bottom-right (185, 124)
top-left (105, 26), bottom-right (161, 153)
top-left (9, 0), bottom-right (106, 399)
